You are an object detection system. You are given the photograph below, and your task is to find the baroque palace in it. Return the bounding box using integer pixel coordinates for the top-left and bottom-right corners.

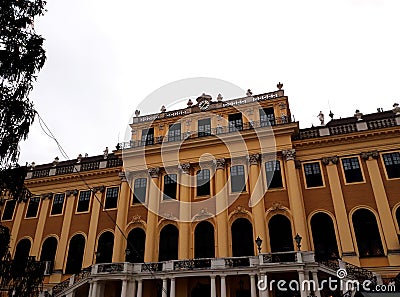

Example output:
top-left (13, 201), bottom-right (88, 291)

top-left (1, 86), bottom-right (400, 297)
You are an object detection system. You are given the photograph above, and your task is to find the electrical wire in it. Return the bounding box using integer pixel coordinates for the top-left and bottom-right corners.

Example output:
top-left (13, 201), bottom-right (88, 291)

top-left (35, 111), bottom-right (167, 295)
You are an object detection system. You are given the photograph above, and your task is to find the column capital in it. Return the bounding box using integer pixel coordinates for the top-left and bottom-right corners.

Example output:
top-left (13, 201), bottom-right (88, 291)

top-left (148, 167), bottom-right (160, 178)
top-left (179, 163), bottom-right (191, 174)
top-left (360, 150), bottom-right (379, 160)
top-left (248, 153), bottom-right (260, 165)
top-left (119, 171), bottom-right (127, 182)
top-left (214, 158), bottom-right (226, 170)
top-left (321, 156), bottom-right (339, 166)
top-left (282, 149), bottom-right (296, 161)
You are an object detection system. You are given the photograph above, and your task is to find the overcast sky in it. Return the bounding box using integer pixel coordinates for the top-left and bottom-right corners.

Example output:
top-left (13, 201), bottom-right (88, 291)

top-left (19, 0), bottom-right (400, 166)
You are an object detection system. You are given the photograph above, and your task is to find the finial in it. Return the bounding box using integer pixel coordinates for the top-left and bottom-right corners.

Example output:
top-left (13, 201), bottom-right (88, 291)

top-left (354, 109), bottom-right (363, 121)
top-left (160, 105), bottom-right (166, 113)
top-left (187, 99), bottom-right (193, 107)
top-left (103, 147), bottom-right (109, 159)
top-left (246, 89), bottom-right (253, 96)
top-left (329, 110), bottom-right (334, 119)
top-left (277, 82), bottom-right (283, 90)
top-left (393, 103), bottom-right (400, 115)
top-left (84, 153), bottom-right (88, 158)
top-left (135, 110), bottom-right (140, 117)
top-left (77, 154), bottom-right (82, 163)
top-left (317, 111), bottom-right (325, 126)
top-left (52, 156), bottom-right (59, 166)
top-left (31, 162), bottom-right (36, 169)
top-left (217, 93), bottom-right (223, 101)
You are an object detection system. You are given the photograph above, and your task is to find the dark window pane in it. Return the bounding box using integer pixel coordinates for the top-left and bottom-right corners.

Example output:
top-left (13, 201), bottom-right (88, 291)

top-left (141, 128), bottom-right (154, 146)
top-left (228, 113), bottom-right (243, 132)
top-left (231, 165), bottom-right (245, 193)
top-left (164, 174), bottom-right (177, 200)
top-left (383, 152), bottom-right (400, 179)
top-left (259, 108), bottom-right (276, 126)
top-left (304, 162), bottom-right (324, 188)
top-left (198, 118), bottom-right (211, 137)
top-left (77, 190), bottom-right (91, 213)
top-left (26, 197), bottom-right (40, 218)
top-left (197, 169), bottom-right (210, 196)
top-left (104, 187), bottom-right (119, 209)
top-left (51, 193), bottom-right (65, 215)
top-left (133, 178), bottom-right (147, 204)
top-left (159, 224), bottom-right (179, 261)
top-left (2, 199), bottom-right (16, 220)
top-left (342, 157), bottom-right (363, 183)
top-left (168, 124), bottom-right (181, 142)
top-left (265, 161), bottom-right (283, 188)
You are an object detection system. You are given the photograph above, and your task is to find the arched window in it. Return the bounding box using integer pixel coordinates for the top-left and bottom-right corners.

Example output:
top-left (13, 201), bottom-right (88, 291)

top-left (159, 224), bottom-right (179, 261)
top-left (353, 209), bottom-right (384, 257)
top-left (14, 238), bottom-right (31, 262)
top-left (126, 228), bottom-right (146, 263)
top-left (194, 221), bottom-right (215, 258)
top-left (40, 237), bottom-right (58, 270)
top-left (65, 234), bottom-right (85, 274)
top-left (96, 232), bottom-right (114, 264)
top-left (231, 218), bottom-right (254, 257)
top-left (268, 215), bottom-right (294, 252)
top-left (310, 213), bottom-right (339, 260)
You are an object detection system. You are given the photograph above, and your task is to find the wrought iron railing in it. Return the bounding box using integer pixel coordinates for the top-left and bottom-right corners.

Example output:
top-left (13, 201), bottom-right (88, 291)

top-left (119, 117), bottom-right (290, 150)
top-left (51, 278), bottom-right (70, 295)
top-left (73, 267), bottom-right (91, 283)
top-left (345, 262), bottom-right (374, 281)
top-left (141, 262), bottom-right (162, 272)
top-left (97, 263), bottom-right (124, 273)
top-left (173, 259), bottom-right (212, 270)
top-left (262, 251), bottom-right (297, 263)
top-left (225, 257), bottom-right (250, 268)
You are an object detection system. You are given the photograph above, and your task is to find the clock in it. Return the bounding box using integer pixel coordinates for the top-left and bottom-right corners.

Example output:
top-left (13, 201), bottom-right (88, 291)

top-left (199, 100), bottom-right (210, 111)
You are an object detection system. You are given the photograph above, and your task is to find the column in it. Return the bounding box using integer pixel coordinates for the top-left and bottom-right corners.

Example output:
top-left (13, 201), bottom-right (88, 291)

top-left (121, 279), bottom-right (128, 297)
top-left (136, 279), bottom-right (143, 297)
top-left (128, 280), bottom-right (137, 297)
top-left (54, 191), bottom-right (76, 274)
top-left (144, 167), bottom-right (160, 262)
top-left (9, 200), bottom-right (27, 255)
top-left (113, 172), bottom-right (131, 262)
top-left (88, 282), bottom-right (93, 297)
top-left (249, 154), bottom-right (268, 253)
top-left (210, 276), bottom-right (216, 297)
top-left (220, 275), bottom-right (227, 297)
top-left (178, 163), bottom-right (191, 259)
top-left (259, 273), bottom-right (269, 297)
top-left (31, 195), bottom-right (51, 258)
top-left (162, 278), bottom-right (168, 297)
top-left (215, 158), bottom-right (229, 257)
top-left (250, 274), bottom-right (257, 297)
top-left (83, 187), bottom-right (104, 267)
top-left (91, 281), bottom-right (99, 297)
top-left (282, 150), bottom-right (309, 250)
top-left (312, 271), bottom-right (321, 297)
top-left (322, 156), bottom-right (358, 264)
top-left (362, 152), bottom-right (400, 262)
top-left (298, 270), bottom-right (307, 297)
top-left (170, 278), bottom-right (176, 297)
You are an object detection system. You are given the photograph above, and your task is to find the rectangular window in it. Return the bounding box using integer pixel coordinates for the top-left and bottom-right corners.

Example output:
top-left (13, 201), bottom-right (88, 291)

top-left (198, 118), bottom-right (211, 137)
top-left (104, 187), bottom-right (119, 209)
top-left (304, 162), bottom-right (324, 188)
top-left (383, 152), bottom-right (400, 179)
top-left (342, 157), bottom-right (364, 183)
top-left (51, 193), bottom-right (65, 215)
top-left (133, 178), bottom-right (147, 204)
top-left (168, 123), bottom-right (181, 142)
top-left (2, 199), bottom-right (16, 221)
top-left (231, 165), bottom-right (246, 192)
top-left (26, 197), bottom-right (40, 218)
top-left (77, 190), bottom-right (91, 213)
top-left (163, 174), bottom-right (177, 200)
top-left (197, 169), bottom-right (210, 196)
top-left (141, 128), bottom-right (154, 146)
top-left (228, 113), bottom-right (243, 132)
top-left (259, 108), bottom-right (276, 126)
top-left (265, 161), bottom-right (283, 188)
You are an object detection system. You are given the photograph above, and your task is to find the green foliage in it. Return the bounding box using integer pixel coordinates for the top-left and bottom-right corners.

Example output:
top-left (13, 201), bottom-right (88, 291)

top-left (0, 0), bottom-right (47, 168)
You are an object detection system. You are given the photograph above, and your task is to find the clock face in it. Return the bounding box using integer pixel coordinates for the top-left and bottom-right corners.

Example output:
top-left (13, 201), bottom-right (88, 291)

top-left (199, 100), bottom-right (210, 111)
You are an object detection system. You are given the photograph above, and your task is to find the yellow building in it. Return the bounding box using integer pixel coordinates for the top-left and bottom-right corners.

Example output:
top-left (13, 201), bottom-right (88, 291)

top-left (1, 87), bottom-right (400, 297)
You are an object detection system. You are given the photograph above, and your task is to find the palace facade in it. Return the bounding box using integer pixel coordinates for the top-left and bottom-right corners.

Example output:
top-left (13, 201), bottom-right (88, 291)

top-left (1, 87), bottom-right (400, 297)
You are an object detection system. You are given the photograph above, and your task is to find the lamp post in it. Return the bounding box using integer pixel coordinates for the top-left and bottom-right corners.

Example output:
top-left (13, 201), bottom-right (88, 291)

top-left (294, 234), bottom-right (302, 251)
top-left (255, 236), bottom-right (263, 254)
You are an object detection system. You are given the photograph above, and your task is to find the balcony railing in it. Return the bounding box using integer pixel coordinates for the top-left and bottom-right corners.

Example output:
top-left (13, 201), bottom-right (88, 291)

top-left (119, 117), bottom-right (291, 150)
